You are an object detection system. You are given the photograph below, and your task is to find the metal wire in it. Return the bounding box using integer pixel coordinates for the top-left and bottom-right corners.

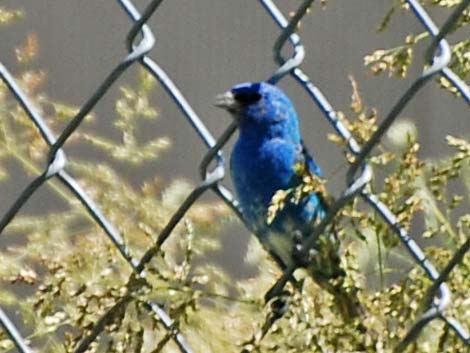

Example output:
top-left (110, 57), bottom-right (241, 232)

top-left (260, 0), bottom-right (470, 351)
top-left (0, 0), bottom-right (469, 352)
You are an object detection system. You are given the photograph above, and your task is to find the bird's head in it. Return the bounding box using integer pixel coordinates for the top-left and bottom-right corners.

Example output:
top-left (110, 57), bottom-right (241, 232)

top-left (214, 82), bottom-right (299, 135)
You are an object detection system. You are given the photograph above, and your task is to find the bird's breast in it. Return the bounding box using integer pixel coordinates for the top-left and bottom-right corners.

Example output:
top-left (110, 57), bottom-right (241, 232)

top-left (232, 139), bottom-right (297, 203)
top-left (230, 138), bottom-right (300, 228)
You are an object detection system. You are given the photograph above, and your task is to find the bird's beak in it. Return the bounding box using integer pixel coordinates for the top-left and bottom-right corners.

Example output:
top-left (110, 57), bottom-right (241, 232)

top-left (213, 91), bottom-right (240, 113)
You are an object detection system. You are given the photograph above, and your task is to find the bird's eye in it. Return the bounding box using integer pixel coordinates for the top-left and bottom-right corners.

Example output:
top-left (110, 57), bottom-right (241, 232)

top-left (233, 91), bottom-right (262, 105)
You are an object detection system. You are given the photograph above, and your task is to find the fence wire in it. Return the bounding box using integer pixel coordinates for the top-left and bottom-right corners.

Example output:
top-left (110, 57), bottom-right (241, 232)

top-left (0, 1), bottom-right (469, 352)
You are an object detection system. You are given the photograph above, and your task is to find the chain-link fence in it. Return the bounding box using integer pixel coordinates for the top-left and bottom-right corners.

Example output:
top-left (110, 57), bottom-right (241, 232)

top-left (1, 0), bottom-right (470, 352)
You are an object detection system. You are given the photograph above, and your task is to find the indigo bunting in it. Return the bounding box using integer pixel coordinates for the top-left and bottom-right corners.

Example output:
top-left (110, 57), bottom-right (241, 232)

top-left (215, 82), bottom-right (363, 320)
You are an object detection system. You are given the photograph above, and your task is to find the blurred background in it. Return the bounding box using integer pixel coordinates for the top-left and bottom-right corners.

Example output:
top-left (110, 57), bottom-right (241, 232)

top-left (1, 0), bottom-right (468, 275)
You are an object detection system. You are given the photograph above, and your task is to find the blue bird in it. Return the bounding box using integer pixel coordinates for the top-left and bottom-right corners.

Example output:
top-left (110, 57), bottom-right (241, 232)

top-left (215, 81), bottom-right (363, 320)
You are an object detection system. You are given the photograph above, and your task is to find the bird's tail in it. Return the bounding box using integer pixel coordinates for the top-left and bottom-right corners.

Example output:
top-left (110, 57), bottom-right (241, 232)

top-left (316, 273), bottom-right (365, 322)
top-left (305, 233), bottom-right (365, 322)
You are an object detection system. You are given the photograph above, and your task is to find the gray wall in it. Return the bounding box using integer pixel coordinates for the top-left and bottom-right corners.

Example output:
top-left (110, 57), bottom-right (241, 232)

top-left (1, 1), bottom-right (468, 272)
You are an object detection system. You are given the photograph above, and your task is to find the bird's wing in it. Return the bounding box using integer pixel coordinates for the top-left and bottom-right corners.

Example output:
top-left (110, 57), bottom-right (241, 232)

top-left (296, 139), bottom-right (331, 212)
top-left (299, 139), bottom-right (323, 177)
